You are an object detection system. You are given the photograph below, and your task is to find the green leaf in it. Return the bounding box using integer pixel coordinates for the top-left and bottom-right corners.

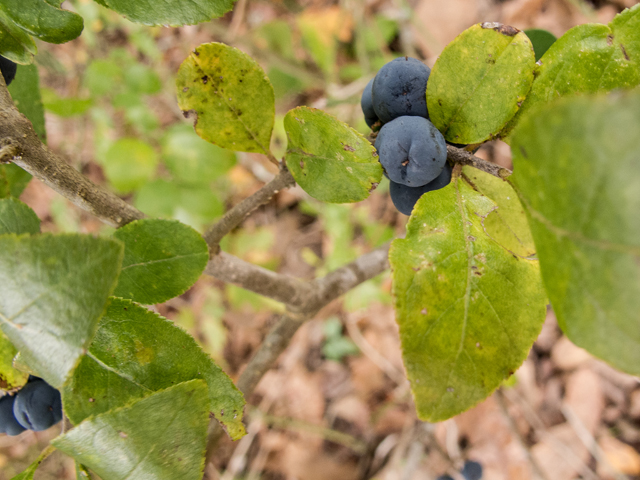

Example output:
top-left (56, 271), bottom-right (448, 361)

top-left (135, 180), bottom-right (224, 231)
top-left (503, 5), bottom-right (640, 139)
top-left (524, 28), bottom-right (557, 62)
top-left (511, 92), bottom-right (640, 375)
top-left (0, 234), bottom-right (123, 387)
top-left (41, 88), bottom-right (92, 117)
top-left (101, 138), bottom-right (158, 193)
top-left (0, 331), bottom-right (28, 392)
top-left (55, 381), bottom-right (210, 480)
top-left (84, 59), bottom-right (122, 97)
top-left (8, 64), bottom-right (46, 141)
top-left (62, 298), bottom-right (246, 439)
top-left (284, 107), bottom-right (382, 203)
top-left (10, 445), bottom-right (56, 480)
top-left (0, 198), bottom-right (40, 235)
top-left (176, 42), bottom-right (275, 155)
top-left (0, 164), bottom-right (31, 199)
top-left (427, 23), bottom-right (535, 145)
top-left (0, 10), bottom-right (37, 64)
top-left (390, 167), bottom-right (546, 421)
top-left (124, 64), bottom-right (162, 95)
top-left (0, 0), bottom-right (83, 44)
top-left (461, 166), bottom-right (535, 257)
top-left (93, 0), bottom-right (235, 27)
top-left (112, 219), bottom-right (209, 304)
top-left (162, 123), bottom-right (236, 185)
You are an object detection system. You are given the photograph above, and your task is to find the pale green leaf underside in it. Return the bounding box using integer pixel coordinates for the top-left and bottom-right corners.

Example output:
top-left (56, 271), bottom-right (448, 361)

top-left (177, 42), bottom-right (275, 154)
top-left (511, 92), bottom-right (640, 375)
top-left (54, 381), bottom-right (210, 480)
top-left (390, 168), bottom-right (546, 421)
top-left (0, 234), bottom-right (123, 387)
top-left (284, 107), bottom-right (382, 203)
top-left (427, 23), bottom-right (535, 144)
top-left (62, 298), bottom-right (246, 440)
top-left (94, 0), bottom-right (235, 27)
top-left (0, 198), bottom-right (40, 235)
top-left (503, 4), bottom-right (640, 139)
top-left (112, 219), bottom-right (209, 305)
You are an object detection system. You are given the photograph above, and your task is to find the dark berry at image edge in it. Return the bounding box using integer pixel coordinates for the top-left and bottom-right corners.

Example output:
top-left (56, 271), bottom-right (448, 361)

top-left (13, 380), bottom-right (63, 431)
top-left (372, 56), bottom-right (431, 123)
top-left (0, 56), bottom-right (17, 87)
top-left (361, 78), bottom-right (378, 128)
top-left (375, 116), bottom-right (447, 187)
top-left (0, 395), bottom-right (26, 436)
top-left (461, 460), bottom-right (483, 480)
top-left (390, 163), bottom-right (452, 215)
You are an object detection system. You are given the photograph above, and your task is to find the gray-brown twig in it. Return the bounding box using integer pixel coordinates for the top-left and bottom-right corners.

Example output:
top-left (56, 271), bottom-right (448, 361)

top-left (446, 145), bottom-right (512, 179)
top-left (203, 165), bottom-right (295, 252)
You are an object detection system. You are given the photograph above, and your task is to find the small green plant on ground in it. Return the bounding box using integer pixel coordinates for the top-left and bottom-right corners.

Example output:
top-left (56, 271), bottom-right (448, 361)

top-left (0, 1), bottom-right (639, 478)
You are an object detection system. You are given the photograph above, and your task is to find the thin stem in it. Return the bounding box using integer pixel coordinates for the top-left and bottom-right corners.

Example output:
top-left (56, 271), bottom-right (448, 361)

top-left (203, 164), bottom-right (295, 252)
top-left (204, 252), bottom-right (313, 308)
top-left (447, 145), bottom-right (512, 180)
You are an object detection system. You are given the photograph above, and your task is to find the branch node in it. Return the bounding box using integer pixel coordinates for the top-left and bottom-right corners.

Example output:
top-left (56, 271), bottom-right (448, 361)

top-left (0, 140), bottom-right (19, 164)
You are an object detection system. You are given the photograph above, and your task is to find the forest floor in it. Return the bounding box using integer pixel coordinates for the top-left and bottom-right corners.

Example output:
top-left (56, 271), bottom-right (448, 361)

top-left (1, 0), bottom-right (639, 478)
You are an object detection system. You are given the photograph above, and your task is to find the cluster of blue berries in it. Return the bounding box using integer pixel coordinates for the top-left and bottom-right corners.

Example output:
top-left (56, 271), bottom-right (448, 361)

top-left (437, 460), bottom-right (483, 480)
top-left (0, 377), bottom-right (63, 436)
top-left (0, 56), bottom-right (17, 87)
top-left (361, 57), bottom-right (451, 215)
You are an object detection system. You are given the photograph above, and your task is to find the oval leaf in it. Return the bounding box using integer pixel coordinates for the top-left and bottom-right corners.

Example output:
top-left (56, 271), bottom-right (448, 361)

top-left (284, 107), bottom-right (382, 203)
top-left (177, 42), bottom-right (275, 155)
top-left (62, 297), bottom-right (246, 440)
top-left (511, 92), bottom-right (640, 375)
top-left (503, 4), bottom-right (640, 139)
top-left (112, 219), bottom-right (209, 305)
top-left (0, 234), bottom-right (123, 387)
top-left (427, 23), bottom-right (535, 144)
top-left (390, 167), bottom-right (546, 421)
top-left (0, 0), bottom-right (83, 44)
top-left (94, 0), bottom-right (235, 27)
top-left (54, 381), bottom-right (210, 480)
top-left (0, 198), bottom-right (40, 235)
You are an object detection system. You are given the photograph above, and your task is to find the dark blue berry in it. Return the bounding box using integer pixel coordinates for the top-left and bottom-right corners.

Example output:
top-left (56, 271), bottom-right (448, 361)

top-left (389, 163), bottom-right (452, 215)
top-left (13, 380), bottom-right (62, 431)
top-left (371, 57), bottom-right (430, 123)
top-left (0, 56), bottom-right (17, 87)
top-left (375, 116), bottom-right (447, 187)
top-left (461, 460), bottom-right (483, 480)
top-left (361, 78), bottom-right (378, 128)
top-left (0, 395), bottom-right (26, 436)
